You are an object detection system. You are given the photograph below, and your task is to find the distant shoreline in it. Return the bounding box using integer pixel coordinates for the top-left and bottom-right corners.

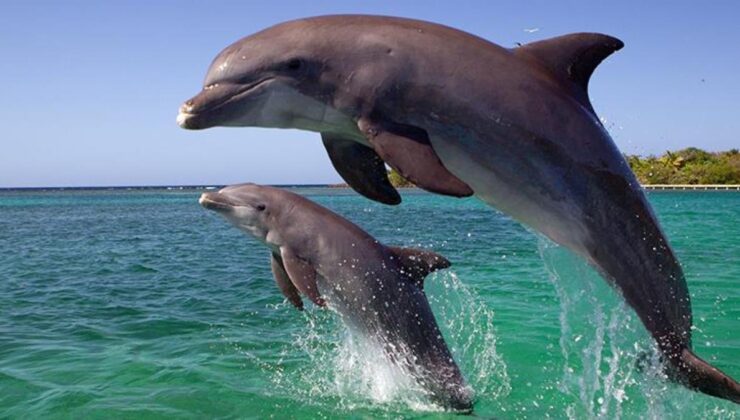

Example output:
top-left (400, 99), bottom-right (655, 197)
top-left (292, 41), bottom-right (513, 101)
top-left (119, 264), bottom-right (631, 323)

top-left (1, 184), bottom-right (738, 192)
top-left (642, 184), bottom-right (740, 190)
top-left (0, 184), bottom-right (326, 192)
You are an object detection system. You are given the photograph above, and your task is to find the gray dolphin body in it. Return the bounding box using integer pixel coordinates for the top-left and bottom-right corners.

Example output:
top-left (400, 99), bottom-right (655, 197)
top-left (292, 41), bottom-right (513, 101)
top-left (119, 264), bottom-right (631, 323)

top-left (179, 15), bottom-right (739, 402)
top-left (199, 183), bottom-right (473, 410)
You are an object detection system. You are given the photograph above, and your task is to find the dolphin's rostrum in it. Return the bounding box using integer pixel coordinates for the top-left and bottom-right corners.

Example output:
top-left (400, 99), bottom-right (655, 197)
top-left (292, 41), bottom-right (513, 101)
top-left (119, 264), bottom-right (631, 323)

top-left (200, 183), bottom-right (473, 411)
top-left (180, 15), bottom-right (739, 403)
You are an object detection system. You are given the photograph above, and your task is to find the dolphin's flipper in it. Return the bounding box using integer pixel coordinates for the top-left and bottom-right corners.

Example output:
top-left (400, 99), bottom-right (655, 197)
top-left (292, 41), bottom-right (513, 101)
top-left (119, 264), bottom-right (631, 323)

top-left (280, 247), bottom-right (326, 307)
top-left (358, 117), bottom-right (474, 198)
top-left (387, 246), bottom-right (452, 288)
top-left (271, 252), bottom-right (304, 310)
top-left (321, 134), bottom-right (401, 205)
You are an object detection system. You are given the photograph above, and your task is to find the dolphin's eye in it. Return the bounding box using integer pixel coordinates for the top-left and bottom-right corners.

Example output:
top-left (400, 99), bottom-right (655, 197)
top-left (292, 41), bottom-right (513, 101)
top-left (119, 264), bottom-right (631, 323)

top-left (286, 59), bottom-right (303, 71)
top-left (256, 204), bottom-right (266, 211)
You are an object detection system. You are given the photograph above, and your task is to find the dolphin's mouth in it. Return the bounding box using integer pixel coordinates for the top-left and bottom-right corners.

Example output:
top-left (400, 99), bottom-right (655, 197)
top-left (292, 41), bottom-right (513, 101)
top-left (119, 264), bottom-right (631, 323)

top-left (199, 192), bottom-right (236, 212)
top-left (177, 78), bottom-right (273, 129)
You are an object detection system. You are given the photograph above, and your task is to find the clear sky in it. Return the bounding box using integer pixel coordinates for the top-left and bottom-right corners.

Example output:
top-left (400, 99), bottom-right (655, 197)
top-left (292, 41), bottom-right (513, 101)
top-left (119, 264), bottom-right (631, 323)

top-left (1, 1), bottom-right (738, 187)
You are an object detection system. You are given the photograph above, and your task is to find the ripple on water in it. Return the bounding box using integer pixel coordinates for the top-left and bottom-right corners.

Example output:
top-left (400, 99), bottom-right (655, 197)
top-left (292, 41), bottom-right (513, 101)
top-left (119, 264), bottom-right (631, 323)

top-left (0, 189), bottom-right (738, 418)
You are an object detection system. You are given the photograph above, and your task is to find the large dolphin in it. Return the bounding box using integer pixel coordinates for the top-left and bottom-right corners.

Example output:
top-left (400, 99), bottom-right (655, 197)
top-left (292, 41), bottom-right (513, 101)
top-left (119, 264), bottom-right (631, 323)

top-left (178, 15), bottom-right (739, 403)
top-left (199, 183), bottom-right (473, 411)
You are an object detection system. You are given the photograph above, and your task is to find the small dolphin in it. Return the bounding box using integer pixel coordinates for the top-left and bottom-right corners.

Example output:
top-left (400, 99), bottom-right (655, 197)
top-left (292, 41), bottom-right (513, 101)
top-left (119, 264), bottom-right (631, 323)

top-left (199, 183), bottom-right (473, 411)
top-left (179, 15), bottom-right (739, 402)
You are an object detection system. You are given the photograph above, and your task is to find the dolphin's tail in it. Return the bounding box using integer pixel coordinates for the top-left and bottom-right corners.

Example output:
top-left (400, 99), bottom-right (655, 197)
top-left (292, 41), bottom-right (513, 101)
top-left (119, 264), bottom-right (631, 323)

top-left (575, 169), bottom-right (740, 404)
top-left (668, 348), bottom-right (740, 404)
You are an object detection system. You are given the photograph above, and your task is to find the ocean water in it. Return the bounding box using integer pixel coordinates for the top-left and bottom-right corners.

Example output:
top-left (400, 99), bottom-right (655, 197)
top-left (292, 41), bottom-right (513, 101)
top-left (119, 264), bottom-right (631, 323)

top-left (0, 187), bottom-right (738, 419)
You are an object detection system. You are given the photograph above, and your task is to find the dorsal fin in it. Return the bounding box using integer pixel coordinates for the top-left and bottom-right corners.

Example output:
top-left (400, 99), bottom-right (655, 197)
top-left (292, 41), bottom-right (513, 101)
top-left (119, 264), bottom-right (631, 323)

top-left (515, 33), bottom-right (623, 113)
top-left (387, 246), bottom-right (451, 288)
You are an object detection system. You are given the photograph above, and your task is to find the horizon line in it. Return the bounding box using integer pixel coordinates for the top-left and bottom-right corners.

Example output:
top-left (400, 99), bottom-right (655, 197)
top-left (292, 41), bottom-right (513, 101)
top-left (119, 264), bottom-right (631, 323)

top-left (0, 183), bottom-right (336, 191)
top-left (1, 183), bottom-right (739, 192)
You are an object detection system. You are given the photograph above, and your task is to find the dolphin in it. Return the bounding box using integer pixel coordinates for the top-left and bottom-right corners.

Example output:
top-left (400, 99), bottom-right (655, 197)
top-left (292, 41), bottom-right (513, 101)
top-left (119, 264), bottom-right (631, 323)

top-left (199, 183), bottom-right (473, 411)
top-left (178, 15), bottom-right (739, 403)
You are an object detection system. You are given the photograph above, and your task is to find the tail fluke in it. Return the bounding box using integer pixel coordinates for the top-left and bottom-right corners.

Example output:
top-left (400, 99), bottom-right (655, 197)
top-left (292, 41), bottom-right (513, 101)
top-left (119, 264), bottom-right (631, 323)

top-left (669, 348), bottom-right (740, 404)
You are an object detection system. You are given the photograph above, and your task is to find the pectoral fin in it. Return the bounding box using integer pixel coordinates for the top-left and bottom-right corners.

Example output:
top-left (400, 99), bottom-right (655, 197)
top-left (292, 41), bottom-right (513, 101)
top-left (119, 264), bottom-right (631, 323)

top-left (280, 247), bottom-right (326, 307)
top-left (358, 117), bottom-right (473, 197)
top-left (321, 133), bottom-right (401, 205)
top-left (271, 252), bottom-right (303, 310)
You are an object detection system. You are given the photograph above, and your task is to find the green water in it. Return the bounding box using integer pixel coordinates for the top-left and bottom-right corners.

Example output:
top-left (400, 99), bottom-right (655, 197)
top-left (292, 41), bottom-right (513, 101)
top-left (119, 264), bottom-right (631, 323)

top-left (0, 188), bottom-right (738, 418)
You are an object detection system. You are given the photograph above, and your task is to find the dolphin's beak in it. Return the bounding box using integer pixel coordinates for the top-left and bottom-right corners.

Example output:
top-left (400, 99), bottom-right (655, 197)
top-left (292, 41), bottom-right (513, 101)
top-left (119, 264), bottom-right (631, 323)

top-left (199, 192), bottom-right (235, 212)
top-left (177, 105), bottom-right (198, 129)
top-left (177, 84), bottom-right (232, 130)
top-left (177, 95), bottom-right (213, 130)
top-left (177, 78), bottom-right (274, 129)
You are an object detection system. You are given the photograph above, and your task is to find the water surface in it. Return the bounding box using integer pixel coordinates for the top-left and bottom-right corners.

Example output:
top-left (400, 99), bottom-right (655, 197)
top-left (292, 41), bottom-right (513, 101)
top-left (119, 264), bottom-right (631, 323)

top-left (0, 188), bottom-right (738, 418)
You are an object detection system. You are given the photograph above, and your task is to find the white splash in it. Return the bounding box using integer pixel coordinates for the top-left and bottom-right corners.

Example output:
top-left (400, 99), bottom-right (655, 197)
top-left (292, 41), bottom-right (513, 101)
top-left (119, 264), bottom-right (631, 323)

top-left (534, 237), bottom-right (719, 419)
top-left (426, 271), bottom-right (511, 400)
top-left (262, 269), bottom-right (509, 414)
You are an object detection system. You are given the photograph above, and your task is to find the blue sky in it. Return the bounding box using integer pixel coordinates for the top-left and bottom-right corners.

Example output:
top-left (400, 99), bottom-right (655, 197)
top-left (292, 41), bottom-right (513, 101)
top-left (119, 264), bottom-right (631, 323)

top-left (1, 1), bottom-right (738, 187)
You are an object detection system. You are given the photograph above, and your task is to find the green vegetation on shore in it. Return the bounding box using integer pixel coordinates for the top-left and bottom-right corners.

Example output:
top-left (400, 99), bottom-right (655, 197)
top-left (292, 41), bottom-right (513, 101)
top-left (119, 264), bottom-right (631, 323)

top-left (626, 148), bottom-right (740, 185)
top-left (387, 169), bottom-right (415, 188)
top-left (385, 148), bottom-right (740, 188)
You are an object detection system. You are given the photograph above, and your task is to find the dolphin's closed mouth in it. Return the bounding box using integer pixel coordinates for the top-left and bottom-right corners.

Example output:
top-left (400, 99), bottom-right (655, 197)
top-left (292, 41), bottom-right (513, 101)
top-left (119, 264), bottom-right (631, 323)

top-left (177, 78), bottom-right (273, 128)
top-left (199, 193), bottom-right (235, 212)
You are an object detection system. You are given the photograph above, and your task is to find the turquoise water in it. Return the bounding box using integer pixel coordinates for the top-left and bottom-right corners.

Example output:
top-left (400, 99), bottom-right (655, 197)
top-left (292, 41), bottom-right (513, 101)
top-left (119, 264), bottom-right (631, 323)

top-left (0, 188), bottom-right (738, 418)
